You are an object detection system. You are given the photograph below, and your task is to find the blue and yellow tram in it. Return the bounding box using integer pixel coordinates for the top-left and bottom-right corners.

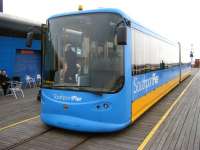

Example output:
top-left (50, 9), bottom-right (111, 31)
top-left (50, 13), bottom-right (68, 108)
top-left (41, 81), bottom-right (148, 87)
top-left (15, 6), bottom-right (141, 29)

top-left (40, 8), bottom-right (191, 132)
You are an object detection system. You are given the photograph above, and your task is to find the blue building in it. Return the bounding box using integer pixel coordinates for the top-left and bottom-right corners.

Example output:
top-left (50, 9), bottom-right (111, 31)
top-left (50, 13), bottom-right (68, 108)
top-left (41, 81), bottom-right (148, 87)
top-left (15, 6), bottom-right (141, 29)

top-left (0, 13), bottom-right (41, 83)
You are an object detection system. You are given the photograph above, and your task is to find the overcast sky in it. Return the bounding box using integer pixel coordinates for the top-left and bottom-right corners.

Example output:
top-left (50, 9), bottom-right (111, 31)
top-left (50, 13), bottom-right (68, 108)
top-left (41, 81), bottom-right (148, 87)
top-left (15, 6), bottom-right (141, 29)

top-left (3, 0), bottom-right (200, 58)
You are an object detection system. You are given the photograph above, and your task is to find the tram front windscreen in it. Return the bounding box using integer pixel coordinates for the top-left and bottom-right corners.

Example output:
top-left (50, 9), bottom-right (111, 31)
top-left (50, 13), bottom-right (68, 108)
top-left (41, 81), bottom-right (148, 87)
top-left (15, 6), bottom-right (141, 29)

top-left (42, 13), bottom-right (125, 93)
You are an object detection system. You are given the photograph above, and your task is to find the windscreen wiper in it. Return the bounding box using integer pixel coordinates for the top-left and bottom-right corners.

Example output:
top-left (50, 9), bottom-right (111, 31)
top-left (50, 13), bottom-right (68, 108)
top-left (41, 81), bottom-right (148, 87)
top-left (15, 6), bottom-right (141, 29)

top-left (77, 87), bottom-right (104, 96)
top-left (46, 84), bottom-right (104, 96)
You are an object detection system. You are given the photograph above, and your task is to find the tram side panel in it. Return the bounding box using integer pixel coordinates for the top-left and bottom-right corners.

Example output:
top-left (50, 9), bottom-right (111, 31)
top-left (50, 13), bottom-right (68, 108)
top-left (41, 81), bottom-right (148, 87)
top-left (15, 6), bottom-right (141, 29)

top-left (131, 29), bottom-right (180, 122)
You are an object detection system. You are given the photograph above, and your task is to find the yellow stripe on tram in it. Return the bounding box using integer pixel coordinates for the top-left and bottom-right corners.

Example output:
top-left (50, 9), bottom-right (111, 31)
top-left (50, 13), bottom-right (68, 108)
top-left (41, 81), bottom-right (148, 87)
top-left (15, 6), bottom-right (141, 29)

top-left (0, 115), bottom-right (40, 132)
top-left (132, 76), bottom-right (180, 122)
top-left (137, 71), bottom-right (198, 150)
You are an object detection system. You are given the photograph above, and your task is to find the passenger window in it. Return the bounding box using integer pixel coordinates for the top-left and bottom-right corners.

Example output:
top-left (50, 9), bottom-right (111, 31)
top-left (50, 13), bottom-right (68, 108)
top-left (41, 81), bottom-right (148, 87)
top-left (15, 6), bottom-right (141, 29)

top-left (132, 29), bottom-right (179, 75)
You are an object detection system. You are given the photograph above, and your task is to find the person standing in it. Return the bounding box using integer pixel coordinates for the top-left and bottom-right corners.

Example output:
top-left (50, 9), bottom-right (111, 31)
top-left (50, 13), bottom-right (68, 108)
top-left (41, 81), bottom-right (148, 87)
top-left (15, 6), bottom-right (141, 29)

top-left (0, 70), bottom-right (9, 95)
top-left (0, 69), bottom-right (3, 86)
top-left (64, 44), bottom-right (78, 83)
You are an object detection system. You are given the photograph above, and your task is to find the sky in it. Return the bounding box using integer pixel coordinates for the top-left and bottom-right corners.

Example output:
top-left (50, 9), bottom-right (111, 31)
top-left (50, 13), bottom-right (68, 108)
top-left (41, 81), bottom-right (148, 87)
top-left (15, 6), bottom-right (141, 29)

top-left (3, 0), bottom-right (200, 58)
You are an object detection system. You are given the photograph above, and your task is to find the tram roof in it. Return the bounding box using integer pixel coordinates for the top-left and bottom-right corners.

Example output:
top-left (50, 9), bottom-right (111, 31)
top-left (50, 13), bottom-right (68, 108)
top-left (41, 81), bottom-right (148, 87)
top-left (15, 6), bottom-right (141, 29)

top-left (0, 13), bottom-right (41, 38)
top-left (49, 8), bottom-right (177, 46)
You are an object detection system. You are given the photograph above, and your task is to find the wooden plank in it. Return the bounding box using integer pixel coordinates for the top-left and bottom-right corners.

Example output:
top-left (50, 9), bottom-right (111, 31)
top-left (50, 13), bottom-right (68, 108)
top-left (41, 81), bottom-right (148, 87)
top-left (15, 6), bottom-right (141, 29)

top-left (0, 88), bottom-right (40, 128)
top-left (164, 86), bottom-right (199, 150)
top-left (174, 80), bottom-right (200, 150)
top-left (144, 69), bottom-right (200, 150)
top-left (0, 118), bottom-right (49, 150)
top-left (144, 80), bottom-right (194, 150)
top-left (160, 100), bottom-right (190, 150)
top-left (166, 91), bottom-right (197, 150)
top-left (148, 99), bottom-right (188, 150)
top-left (181, 95), bottom-right (200, 149)
top-left (12, 129), bottom-right (91, 150)
top-left (187, 96), bottom-right (200, 150)
top-left (193, 103), bottom-right (200, 150)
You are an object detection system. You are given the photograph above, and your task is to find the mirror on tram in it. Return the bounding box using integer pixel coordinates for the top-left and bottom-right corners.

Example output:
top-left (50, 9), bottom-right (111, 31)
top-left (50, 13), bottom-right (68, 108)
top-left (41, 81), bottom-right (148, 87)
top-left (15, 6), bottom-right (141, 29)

top-left (41, 24), bottom-right (48, 35)
top-left (117, 26), bottom-right (127, 45)
top-left (26, 31), bottom-right (34, 47)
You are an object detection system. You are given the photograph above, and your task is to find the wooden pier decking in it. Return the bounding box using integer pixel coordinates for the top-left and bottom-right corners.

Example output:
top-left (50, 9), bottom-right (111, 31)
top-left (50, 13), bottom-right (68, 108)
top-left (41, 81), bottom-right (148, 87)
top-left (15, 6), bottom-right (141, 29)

top-left (143, 70), bottom-right (200, 150)
top-left (0, 69), bottom-right (199, 150)
top-left (0, 88), bottom-right (40, 128)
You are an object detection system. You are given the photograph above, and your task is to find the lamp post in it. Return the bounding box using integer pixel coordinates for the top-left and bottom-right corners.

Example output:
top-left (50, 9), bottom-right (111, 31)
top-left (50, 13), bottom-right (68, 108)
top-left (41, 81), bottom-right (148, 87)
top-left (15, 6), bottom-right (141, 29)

top-left (190, 44), bottom-right (194, 67)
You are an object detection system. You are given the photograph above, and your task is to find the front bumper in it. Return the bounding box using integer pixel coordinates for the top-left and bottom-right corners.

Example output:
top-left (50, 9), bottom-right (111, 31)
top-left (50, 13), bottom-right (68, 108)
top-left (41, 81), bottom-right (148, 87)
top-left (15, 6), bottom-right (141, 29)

top-left (41, 113), bottom-right (130, 132)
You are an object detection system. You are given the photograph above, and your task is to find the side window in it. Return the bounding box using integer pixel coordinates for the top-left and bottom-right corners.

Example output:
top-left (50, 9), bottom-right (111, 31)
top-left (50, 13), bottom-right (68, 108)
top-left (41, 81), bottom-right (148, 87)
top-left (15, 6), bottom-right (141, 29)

top-left (132, 30), bottom-right (145, 75)
top-left (132, 29), bottom-right (179, 75)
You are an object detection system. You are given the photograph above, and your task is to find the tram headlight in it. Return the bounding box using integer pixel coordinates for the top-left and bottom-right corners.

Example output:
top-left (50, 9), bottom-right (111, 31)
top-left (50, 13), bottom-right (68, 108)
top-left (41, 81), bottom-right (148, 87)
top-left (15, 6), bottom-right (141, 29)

top-left (103, 103), bottom-right (109, 109)
top-left (95, 102), bottom-right (111, 111)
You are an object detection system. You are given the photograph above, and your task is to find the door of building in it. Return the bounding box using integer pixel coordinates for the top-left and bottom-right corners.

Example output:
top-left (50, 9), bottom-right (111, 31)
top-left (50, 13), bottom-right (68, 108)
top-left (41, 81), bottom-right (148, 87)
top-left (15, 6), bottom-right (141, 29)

top-left (14, 49), bottom-right (41, 83)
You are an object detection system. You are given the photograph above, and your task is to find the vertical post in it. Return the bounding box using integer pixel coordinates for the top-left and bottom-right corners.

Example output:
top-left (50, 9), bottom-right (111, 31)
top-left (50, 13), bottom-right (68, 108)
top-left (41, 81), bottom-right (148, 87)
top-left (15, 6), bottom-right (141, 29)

top-left (41, 24), bottom-right (47, 87)
top-left (178, 42), bottom-right (181, 82)
top-left (190, 51), bottom-right (194, 67)
top-left (190, 44), bottom-right (194, 66)
top-left (0, 0), bottom-right (3, 12)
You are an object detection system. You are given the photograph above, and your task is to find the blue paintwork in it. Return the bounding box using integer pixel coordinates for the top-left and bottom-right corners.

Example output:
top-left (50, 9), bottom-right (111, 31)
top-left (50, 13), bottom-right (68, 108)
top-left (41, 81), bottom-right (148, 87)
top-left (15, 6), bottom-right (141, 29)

top-left (41, 9), bottom-right (191, 132)
top-left (132, 66), bottom-right (180, 101)
top-left (49, 8), bottom-right (131, 21)
top-left (132, 64), bottom-right (191, 101)
top-left (0, 36), bottom-right (40, 79)
top-left (41, 88), bottom-right (131, 132)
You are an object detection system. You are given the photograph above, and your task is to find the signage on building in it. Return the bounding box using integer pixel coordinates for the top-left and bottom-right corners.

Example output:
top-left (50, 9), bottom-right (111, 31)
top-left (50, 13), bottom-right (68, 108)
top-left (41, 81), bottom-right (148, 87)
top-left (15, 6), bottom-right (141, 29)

top-left (16, 49), bottom-right (41, 55)
top-left (0, 0), bottom-right (3, 12)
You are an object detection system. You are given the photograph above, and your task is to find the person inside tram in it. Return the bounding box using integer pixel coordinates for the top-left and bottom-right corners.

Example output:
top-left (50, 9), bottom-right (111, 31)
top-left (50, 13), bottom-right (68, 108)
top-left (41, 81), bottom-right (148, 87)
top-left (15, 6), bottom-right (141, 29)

top-left (54, 63), bottom-right (71, 83)
top-left (54, 44), bottom-right (80, 84)
top-left (160, 60), bottom-right (165, 70)
top-left (64, 44), bottom-right (80, 83)
top-left (0, 70), bottom-right (10, 95)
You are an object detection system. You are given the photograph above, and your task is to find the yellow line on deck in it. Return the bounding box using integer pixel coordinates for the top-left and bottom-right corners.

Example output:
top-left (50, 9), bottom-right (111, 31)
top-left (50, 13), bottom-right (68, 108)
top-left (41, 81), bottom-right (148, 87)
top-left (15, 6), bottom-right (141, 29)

top-left (0, 115), bottom-right (40, 132)
top-left (137, 72), bottom-right (198, 150)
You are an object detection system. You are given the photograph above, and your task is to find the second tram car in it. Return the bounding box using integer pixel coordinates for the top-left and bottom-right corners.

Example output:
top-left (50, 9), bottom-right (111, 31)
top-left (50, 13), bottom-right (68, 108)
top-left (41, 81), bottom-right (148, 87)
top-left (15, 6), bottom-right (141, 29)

top-left (40, 8), bottom-right (191, 132)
